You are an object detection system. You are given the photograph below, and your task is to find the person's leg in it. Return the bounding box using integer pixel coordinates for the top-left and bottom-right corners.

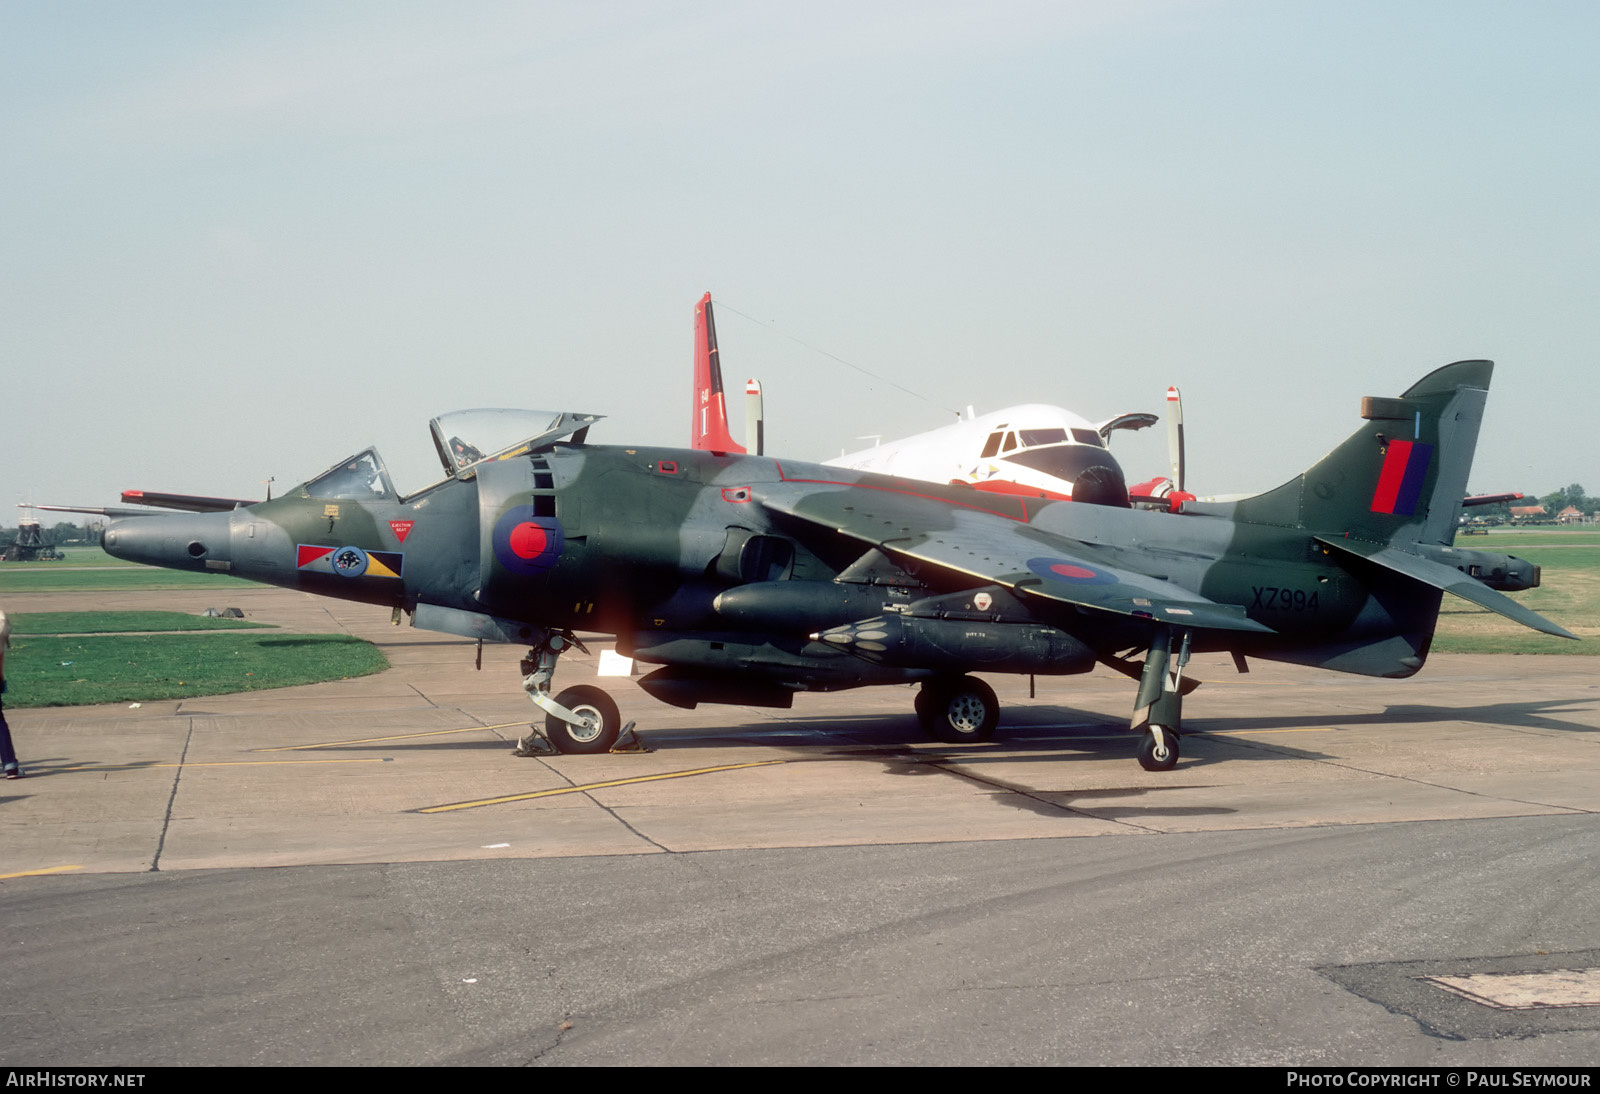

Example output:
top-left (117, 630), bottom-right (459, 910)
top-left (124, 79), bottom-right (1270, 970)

top-left (0, 702), bottom-right (22, 778)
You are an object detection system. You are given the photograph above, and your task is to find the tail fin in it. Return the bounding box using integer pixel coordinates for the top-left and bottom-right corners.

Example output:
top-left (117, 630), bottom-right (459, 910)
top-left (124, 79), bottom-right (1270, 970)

top-left (1233, 359), bottom-right (1492, 547)
top-left (1230, 359), bottom-right (1572, 643)
top-left (691, 292), bottom-right (746, 454)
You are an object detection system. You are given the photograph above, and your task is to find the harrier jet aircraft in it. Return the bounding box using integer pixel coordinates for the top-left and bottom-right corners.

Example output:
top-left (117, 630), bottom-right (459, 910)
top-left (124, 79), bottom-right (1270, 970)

top-left (80, 357), bottom-right (1565, 770)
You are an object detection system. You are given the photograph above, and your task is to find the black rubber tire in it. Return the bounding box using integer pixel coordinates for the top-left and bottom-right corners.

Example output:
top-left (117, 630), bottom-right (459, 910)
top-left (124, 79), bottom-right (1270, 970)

top-left (545, 685), bottom-right (621, 754)
top-left (1137, 726), bottom-right (1179, 771)
top-left (917, 676), bottom-right (999, 743)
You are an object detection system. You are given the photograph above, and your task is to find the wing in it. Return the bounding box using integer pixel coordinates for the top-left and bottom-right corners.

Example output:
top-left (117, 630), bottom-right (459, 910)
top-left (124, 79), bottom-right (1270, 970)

top-left (756, 474), bottom-right (1272, 634)
top-left (31, 492), bottom-right (258, 519)
top-left (120, 490), bottom-right (258, 513)
top-left (31, 503), bottom-right (191, 520)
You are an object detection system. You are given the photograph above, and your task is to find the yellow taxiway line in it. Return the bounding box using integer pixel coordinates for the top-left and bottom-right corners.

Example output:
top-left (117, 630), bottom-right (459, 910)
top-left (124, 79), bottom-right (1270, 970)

top-left (0, 865), bottom-right (84, 880)
top-left (419, 760), bottom-right (788, 814)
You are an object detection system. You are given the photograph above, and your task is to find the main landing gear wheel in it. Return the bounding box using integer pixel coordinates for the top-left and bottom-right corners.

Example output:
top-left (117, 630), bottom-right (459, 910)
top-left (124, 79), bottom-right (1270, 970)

top-left (1137, 726), bottom-right (1179, 771)
top-left (917, 676), bottom-right (1000, 743)
top-left (545, 685), bottom-right (621, 754)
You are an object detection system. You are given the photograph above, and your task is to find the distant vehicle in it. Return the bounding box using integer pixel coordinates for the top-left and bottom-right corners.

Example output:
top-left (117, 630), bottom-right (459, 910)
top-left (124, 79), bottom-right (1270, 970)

top-left (1, 516), bottom-right (63, 562)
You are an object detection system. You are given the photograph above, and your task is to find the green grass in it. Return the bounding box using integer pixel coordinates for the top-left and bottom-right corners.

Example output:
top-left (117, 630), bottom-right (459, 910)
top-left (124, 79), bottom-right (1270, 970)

top-left (1428, 629), bottom-right (1594, 655)
top-left (1431, 530), bottom-right (1600, 654)
top-left (8, 611), bottom-right (271, 635)
top-left (66, 547), bottom-right (141, 567)
top-left (48, 546), bottom-right (141, 567)
top-left (0, 545), bottom-right (266, 591)
top-left (3, 632), bottom-right (389, 708)
top-left (0, 566), bottom-right (263, 593)
top-left (0, 560), bottom-right (376, 706)
top-left (0, 545), bottom-right (139, 567)
top-left (1467, 533), bottom-right (1600, 547)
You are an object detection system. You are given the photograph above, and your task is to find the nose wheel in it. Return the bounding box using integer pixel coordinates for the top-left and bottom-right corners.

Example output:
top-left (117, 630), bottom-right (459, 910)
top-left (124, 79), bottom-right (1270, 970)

top-left (515, 631), bottom-right (638, 755)
top-left (1137, 725), bottom-right (1179, 771)
top-left (544, 685), bottom-right (622, 754)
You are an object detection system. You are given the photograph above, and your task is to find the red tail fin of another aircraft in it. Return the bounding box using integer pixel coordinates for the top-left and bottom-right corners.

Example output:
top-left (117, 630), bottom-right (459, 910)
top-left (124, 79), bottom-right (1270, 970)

top-left (691, 292), bottom-right (746, 453)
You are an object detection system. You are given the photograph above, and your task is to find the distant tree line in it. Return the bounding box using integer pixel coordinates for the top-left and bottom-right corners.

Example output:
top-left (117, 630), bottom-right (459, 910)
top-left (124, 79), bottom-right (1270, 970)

top-left (1537, 483), bottom-right (1593, 516)
top-left (1470, 483), bottom-right (1593, 522)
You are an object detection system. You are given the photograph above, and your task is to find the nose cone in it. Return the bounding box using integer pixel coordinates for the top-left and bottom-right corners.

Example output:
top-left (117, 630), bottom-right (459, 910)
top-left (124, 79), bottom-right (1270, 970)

top-left (103, 511), bottom-right (235, 572)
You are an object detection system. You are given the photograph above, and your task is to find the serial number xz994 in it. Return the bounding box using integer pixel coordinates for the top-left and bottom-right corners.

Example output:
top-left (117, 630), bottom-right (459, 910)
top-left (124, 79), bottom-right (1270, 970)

top-left (1251, 586), bottom-right (1320, 611)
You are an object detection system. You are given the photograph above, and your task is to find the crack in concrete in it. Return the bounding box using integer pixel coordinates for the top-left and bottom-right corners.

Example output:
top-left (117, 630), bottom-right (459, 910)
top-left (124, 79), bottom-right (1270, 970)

top-left (149, 716), bottom-right (194, 872)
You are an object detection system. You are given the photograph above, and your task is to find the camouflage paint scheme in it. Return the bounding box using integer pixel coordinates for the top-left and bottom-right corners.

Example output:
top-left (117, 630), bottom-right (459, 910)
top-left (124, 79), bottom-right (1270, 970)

top-left (95, 360), bottom-right (1571, 769)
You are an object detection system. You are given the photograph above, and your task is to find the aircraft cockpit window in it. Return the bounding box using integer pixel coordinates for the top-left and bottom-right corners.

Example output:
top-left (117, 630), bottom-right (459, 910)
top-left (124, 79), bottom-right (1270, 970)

top-left (1018, 428), bottom-right (1068, 448)
top-left (979, 433), bottom-right (1002, 459)
top-left (429, 409), bottom-right (604, 480)
top-left (1002, 432), bottom-right (1018, 453)
top-left (1070, 428), bottom-right (1104, 448)
top-left (305, 450), bottom-right (394, 500)
top-left (1002, 444), bottom-right (1125, 483)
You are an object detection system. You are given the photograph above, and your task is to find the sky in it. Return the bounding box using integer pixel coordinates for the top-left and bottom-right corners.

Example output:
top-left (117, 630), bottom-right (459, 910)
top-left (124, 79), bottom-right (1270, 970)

top-left (4, 0), bottom-right (1598, 513)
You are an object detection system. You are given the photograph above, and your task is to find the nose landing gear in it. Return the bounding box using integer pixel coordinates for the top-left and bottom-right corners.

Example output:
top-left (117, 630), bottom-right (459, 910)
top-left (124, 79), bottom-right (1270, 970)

top-left (513, 630), bottom-right (637, 755)
top-left (544, 684), bottom-right (622, 754)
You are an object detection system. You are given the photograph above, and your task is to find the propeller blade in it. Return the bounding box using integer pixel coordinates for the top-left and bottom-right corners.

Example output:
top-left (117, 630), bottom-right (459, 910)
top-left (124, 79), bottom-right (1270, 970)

top-left (1166, 386), bottom-right (1185, 493)
top-left (745, 379), bottom-right (765, 456)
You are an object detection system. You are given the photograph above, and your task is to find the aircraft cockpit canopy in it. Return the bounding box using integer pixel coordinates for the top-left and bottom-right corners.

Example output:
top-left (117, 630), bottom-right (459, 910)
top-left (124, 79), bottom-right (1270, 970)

top-left (303, 449), bottom-right (395, 501)
top-left (429, 409), bottom-right (603, 480)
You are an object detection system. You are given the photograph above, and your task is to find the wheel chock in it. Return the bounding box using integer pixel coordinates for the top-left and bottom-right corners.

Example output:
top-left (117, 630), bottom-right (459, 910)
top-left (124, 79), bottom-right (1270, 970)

top-left (511, 730), bottom-right (558, 757)
top-left (609, 721), bottom-right (651, 753)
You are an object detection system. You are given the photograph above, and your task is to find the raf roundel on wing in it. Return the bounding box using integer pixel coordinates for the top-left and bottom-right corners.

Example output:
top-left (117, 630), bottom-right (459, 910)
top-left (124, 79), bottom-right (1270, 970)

top-left (1026, 556), bottom-right (1119, 586)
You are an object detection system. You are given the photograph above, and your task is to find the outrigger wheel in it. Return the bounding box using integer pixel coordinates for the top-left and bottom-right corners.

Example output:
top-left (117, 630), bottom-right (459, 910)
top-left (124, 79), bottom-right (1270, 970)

top-left (1132, 625), bottom-right (1191, 772)
top-left (916, 675), bottom-right (1000, 743)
